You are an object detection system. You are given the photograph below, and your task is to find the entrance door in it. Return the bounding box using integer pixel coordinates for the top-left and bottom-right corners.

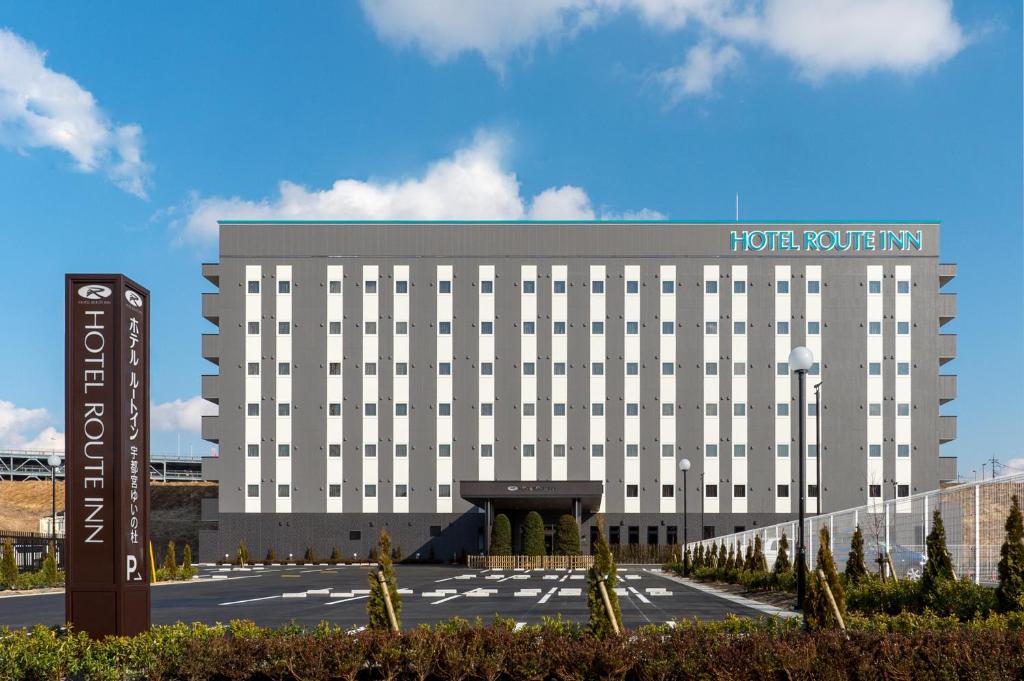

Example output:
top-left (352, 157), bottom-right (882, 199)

top-left (544, 524), bottom-right (554, 555)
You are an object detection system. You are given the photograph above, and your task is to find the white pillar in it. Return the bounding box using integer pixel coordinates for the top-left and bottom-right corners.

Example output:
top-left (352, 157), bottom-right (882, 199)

top-left (974, 484), bottom-right (981, 585)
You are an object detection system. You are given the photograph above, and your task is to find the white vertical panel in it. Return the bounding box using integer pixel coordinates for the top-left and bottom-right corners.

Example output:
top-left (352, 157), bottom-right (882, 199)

top-left (362, 265), bottom-right (379, 513)
top-left (659, 265), bottom-right (677, 514)
top-left (774, 265), bottom-right (792, 513)
top-left (478, 265), bottom-right (495, 482)
top-left (244, 265), bottom-right (261, 513)
top-left (551, 265), bottom-right (568, 481)
top-left (590, 265), bottom-right (606, 510)
top-left (436, 265), bottom-right (453, 513)
top-left (866, 265), bottom-right (884, 510)
top-left (805, 265), bottom-right (821, 512)
top-left (392, 265), bottom-right (410, 513)
top-left (326, 265), bottom-right (343, 512)
top-left (895, 264), bottom-right (912, 512)
top-left (623, 265), bottom-right (641, 513)
top-left (275, 265), bottom-right (292, 513)
top-left (520, 265), bottom-right (537, 481)
top-left (703, 265), bottom-right (720, 515)
top-left (731, 265), bottom-right (747, 514)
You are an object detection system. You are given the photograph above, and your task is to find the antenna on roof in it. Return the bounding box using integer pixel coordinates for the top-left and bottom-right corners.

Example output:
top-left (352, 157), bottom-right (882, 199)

top-left (735, 193), bottom-right (740, 222)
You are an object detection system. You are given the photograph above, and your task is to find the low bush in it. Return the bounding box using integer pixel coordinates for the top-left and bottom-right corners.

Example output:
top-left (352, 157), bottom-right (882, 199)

top-left (3, 617), bottom-right (1024, 679)
top-left (846, 576), bottom-right (996, 621)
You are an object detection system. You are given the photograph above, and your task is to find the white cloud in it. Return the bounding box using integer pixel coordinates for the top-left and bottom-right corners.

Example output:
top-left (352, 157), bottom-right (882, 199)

top-left (0, 28), bottom-right (150, 197)
top-left (151, 395), bottom-right (216, 433)
top-left (177, 131), bottom-right (659, 243)
top-left (360, 0), bottom-right (966, 88)
top-left (0, 399), bottom-right (61, 450)
top-left (1004, 459), bottom-right (1024, 474)
top-left (659, 41), bottom-right (740, 101)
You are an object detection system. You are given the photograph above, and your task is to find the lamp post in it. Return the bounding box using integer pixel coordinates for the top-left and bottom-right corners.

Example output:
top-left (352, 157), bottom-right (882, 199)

top-left (814, 382), bottom-right (823, 515)
top-left (700, 471), bottom-right (705, 539)
top-left (46, 454), bottom-right (61, 545)
top-left (679, 458), bottom-right (691, 574)
top-left (789, 345), bottom-right (814, 610)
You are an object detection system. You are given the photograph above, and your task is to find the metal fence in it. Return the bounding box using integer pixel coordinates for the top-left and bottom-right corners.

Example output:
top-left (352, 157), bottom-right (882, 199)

top-left (687, 473), bottom-right (1024, 586)
top-left (0, 531), bottom-right (65, 571)
top-left (0, 449), bottom-right (202, 482)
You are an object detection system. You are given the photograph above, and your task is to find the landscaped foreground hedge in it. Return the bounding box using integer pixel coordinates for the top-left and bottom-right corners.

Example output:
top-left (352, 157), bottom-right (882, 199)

top-left (4, 616), bottom-right (1024, 680)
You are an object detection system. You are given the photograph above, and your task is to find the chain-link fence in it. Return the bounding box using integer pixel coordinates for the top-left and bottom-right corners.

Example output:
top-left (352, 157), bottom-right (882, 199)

top-left (689, 473), bottom-right (1024, 585)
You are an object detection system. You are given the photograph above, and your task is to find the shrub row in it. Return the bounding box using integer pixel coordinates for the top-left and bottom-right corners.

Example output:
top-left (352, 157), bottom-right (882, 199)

top-left (3, 617), bottom-right (1024, 680)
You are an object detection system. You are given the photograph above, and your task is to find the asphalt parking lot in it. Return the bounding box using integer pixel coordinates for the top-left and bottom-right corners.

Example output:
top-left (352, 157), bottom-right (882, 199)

top-left (0, 564), bottom-right (769, 629)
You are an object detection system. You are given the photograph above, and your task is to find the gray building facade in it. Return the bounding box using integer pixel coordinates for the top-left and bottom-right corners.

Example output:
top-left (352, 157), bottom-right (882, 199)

top-left (198, 221), bottom-right (958, 561)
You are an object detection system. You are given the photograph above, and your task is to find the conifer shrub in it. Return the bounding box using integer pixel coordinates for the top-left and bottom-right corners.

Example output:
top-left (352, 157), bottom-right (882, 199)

top-left (587, 517), bottom-right (622, 637)
top-left (922, 509), bottom-right (955, 597)
top-left (522, 512), bottom-right (546, 556)
top-left (163, 541), bottom-right (178, 580)
top-left (236, 540), bottom-right (249, 566)
top-left (1, 538), bottom-right (18, 587)
top-left (490, 514), bottom-right (512, 556)
top-left (774, 533), bottom-right (791, 575)
top-left (997, 494), bottom-right (1024, 613)
top-left (845, 525), bottom-right (867, 584)
top-left (554, 514), bottom-right (581, 555)
top-left (367, 529), bottom-right (402, 630)
top-left (180, 544), bottom-right (195, 579)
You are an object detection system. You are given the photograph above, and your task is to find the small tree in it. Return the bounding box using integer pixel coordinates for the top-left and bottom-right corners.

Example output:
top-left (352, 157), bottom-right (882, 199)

top-left (805, 526), bottom-right (846, 629)
top-left (752, 536), bottom-right (768, 573)
top-left (773, 533), bottom-right (791, 575)
top-left (266, 548), bottom-right (276, 561)
top-left (554, 514), bottom-right (581, 555)
top-left (522, 511), bottom-right (546, 556)
top-left (367, 529), bottom-right (402, 630)
top-left (922, 509), bottom-right (955, 595)
top-left (181, 544), bottom-right (194, 579)
top-left (1, 538), bottom-right (18, 587)
top-left (997, 494), bottom-right (1024, 613)
top-left (587, 517), bottom-right (622, 637)
top-left (236, 540), bottom-right (249, 566)
top-left (743, 542), bottom-right (754, 572)
top-left (329, 547), bottom-right (341, 561)
top-left (708, 543), bottom-right (719, 570)
top-left (304, 546), bottom-right (316, 563)
top-left (693, 544), bottom-right (705, 570)
top-left (490, 514), bottom-right (512, 556)
top-left (724, 544), bottom-right (736, 572)
top-left (164, 541), bottom-right (178, 580)
top-left (844, 526), bottom-right (867, 584)
top-left (39, 545), bottom-right (58, 586)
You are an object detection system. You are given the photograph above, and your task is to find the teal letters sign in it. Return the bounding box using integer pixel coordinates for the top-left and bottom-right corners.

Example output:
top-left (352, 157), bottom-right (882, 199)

top-left (730, 229), bottom-right (923, 252)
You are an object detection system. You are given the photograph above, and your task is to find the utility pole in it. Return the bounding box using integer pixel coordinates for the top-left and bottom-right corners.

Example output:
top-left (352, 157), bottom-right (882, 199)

top-left (987, 456), bottom-right (1000, 480)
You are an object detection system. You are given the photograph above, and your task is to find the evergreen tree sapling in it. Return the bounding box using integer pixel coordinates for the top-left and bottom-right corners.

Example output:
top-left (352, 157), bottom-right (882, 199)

top-left (490, 514), bottom-right (512, 556)
top-left (805, 526), bottom-right (846, 630)
top-left (725, 544), bottom-right (736, 572)
top-left (39, 545), bottom-right (58, 586)
top-left (304, 546), bottom-right (316, 563)
top-left (997, 494), bottom-right (1024, 613)
top-left (164, 541), bottom-right (178, 580)
top-left (773, 533), bottom-right (791, 575)
top-left (367, 529), bottom-right (402, 629)
top-left (708, 542), bottom-right (719, 570)
top-left (236, 540), bottom-right (249, 566)
top-left (922, 509), bottom-right (955, 595)
top-left (181, 544), bottom-right (194, 579)
top-left (743, 542), bottom-right (754, 572)
top-left (330, 546), bottom-right (341, 561)
top-left (1, 538), bottom-right (18, 587)
top-left (554, 514), bottom-right (581, 555)
top-left (587, 517), bottom-right (622, 637)
top-left (522, 511), bottom-right (546, 556)
top-left (844, 525), bottom-right (867, 584)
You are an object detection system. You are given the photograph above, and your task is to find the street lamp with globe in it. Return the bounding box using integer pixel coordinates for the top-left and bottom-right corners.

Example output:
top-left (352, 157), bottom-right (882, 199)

top-left (679, 458), bottom-right (691, 574)
top-left (788, 345), bottom-right (814, 609)
top-left (46, 454), bottom-right (62, 557)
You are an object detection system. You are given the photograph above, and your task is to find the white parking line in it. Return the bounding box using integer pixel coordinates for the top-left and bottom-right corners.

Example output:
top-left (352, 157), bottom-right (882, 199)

top-left (537, 586), bottom-right (558, 604)
top-left (430, 592), bottom-right (463, 605)
top-left (627, 586), bottom-right (651, 604)
top-left (326, 595), bottom-right (369, 606)
top-left (218, 595), bottom-right (281, 606)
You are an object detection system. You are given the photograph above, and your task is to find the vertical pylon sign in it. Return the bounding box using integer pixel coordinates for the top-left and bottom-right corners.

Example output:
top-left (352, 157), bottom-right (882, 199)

top-left (65, 274), bottom-right (150, 637)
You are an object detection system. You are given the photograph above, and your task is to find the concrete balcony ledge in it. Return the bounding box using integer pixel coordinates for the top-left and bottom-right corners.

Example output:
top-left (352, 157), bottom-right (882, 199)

top-left (202, 333), bottom-right (220, 366)
top-left (939, 415), bottom-right (957, 444)
top-left (202, 374), bottom-right (220, 405)
top-left (202, 292), bottom-right (219, 325)
top-left (202, 414), bottom-right (219, 444)
top-left (939, 374), bottom-right (957, 405)
top-left (939, 293), bottom-right (957, 327)
top-left (938, 334), bottom-right (957, 366)
top-left (201, 457), bottom-right (220, 483)
top-left (939, 263), bottom-right (957, 288)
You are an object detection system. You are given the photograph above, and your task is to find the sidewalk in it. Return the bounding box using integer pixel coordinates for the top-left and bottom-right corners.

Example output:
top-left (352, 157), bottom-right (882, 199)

top-left (652, 570), bottom-right (801, 619)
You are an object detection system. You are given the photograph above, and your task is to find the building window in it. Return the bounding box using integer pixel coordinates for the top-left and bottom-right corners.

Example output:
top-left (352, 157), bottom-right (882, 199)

top-left (522, 444), bottom-right (535, 458)
top-left (591, 321), bottom-right (604, 335)
top-left (329, 280), bottom-right (341, 294)
top-left (278, 444), bottom-right (290, 457)
top-left (705, 321), bottom-right (718, 334)
top-left (591, 444), bottom-right (604, 458)
top-left (328, 484), bottom-right (341, 498)
top-left (869, 485), bottom-right (881, 498)
top-left (395, 444), bottom-right (407, 458)
top-left (439, 280), bottom-right (451, 294)
top-left (523, 280), bottom-right (535, 294)
top-left (897, 321), bottom-right (910, 335)
top-left (439, 444), bottom-right (451, 458)
top-left (329, 321), bottom-right (341, 335)
top-left (591, 280), bottom-right (604, 294)
top-left (365, 362), bottom-right (377, 376)
top-left (437, 321), bottom-right (452, 335)
top-left (278, 280), bottom-right (291, 295)
top-left (777, 485), bottom-right (789, 498)
top-left (897, 280), bottom-right (910, 294)
top-left (661, 403), bottom-right (674, 416)
top-left (898, 444), bottom-right (910, 458)
top-left (733, 362), bottom-right (746, 376)
top-left (395, 484), bottom-right (408, 498)
top-left (705, 443), bottom-right (718, 458)
top-left (869, 403), bottom-right (882, 416)
top-left (247, 362), bottom-right (260, 376)
top-left (328, 362), bottom-right (341, 376)
top-left (734, 403), bottom-right (746, 416)
top-left (522, 402), bottom-right (535, 416)
top-left (662, 362), bottom-right (675, 375)
top-left (777, 321), bottom-right (790, 335)
top-left (734, 280), bottom-right (746, 294)
top-left (625, 362), bottom-right (638, 375)
top-left (662, 280), bottom-right (675, 294)
top-left (898, 403), bottom-right (910, 416)
top-left (364, 403), bottom-right (377, 416)
top-left (869, 280), bottom-right (881, 294)
top-left (869, 444), bottom-right (882, 458)
top-left (734, 321), bottom-right (746, 335)
top-left (329, 444), bottom-right (341, 457)
top-left (662, 444), bottom-right (674, 458)
top-left (480, 444), bottom-right (493, 458)
top-left (868, 362), bottom-right (881, 376)
top-left (626, 280), bottom-right (639, 294)
top-left (481, 321), bottom-right (493, 334)
top-left (438, 484), bottom-right (451, 498)
top-left (439, 362), bottom-right (452, 376)
top-left (808, 444), bottom-right (818, 458)
top-left (808, 403), bottom-right (817, 417)
top-left (395, 403), bottom-right (408, 416)
top-left (626, 484), bottom-right (639, 498)
top-left (280, 362), bottom-right (291, 375)
top-left (247, 444), bottom-right (260, 458)
top-left (897, 484), bottom-right (910, 497)
top-left (439, 402), bottom-right (452, 416)
top-left (277, 484), bottom-right (290, 498)
top-left (349, 530), bottom-right (362, 541)
top-left (808, 321), bottom-right (820, 335)
top-left (662, 485), bottom-right (674, 498)
top-left (395, 362), bottom-right (408, 375)
top-left (553, 403), bottom-right (566, 416)
top-left (328, 403), bottom-right (341, 416)
top-left (523, 362), bottom-right (535, 376)
top-left (734, 484), bottom-right (746, 498)
top-left (364, 280), bottom-right (377, 294)
top-left (806, 280), bottom-right (820, 294)
top-left (247, 280), bottom-right (260, 294)
top-left (777, 443), bottom-right (789, 458)
top-left (247, 484), bottom-right (259, 498)
top-left (278, 403), bottom-right (290, 416)
top-left (705, 281), bottom-right (718, 294)
top-left (480, 362), bottom-right (493, 375)
top-left (734, 444), bottom-right (746, 458)
top-left (777, 403), bottom-right (789, 416)
top-left (705, 402), bottom-right (718, 416)
top-left (553, 444), bottom-right (566, 457)
top-left (706, 484), bottom-right (718, 498)
top-left (626, 444), bottom-right (639, 457)
top-left (666, 526), bottom-right (678, 544)
top-left (364, 321), bottom-right (377, 335)
top-left (777, 280), bottom-right (790, 294)
top-left (247, 403), bottom-right (260, 416)
top-left (706, 362), bottom-right (718, 376)
top-left (662, 321), bottom-right (674, 335)
top-left (897, 362), bottom-right (910, 376)
top-left (626, 321), bottom-right (639, 334)
top-left (609, 526), bottom-right (620, 545)
top-left (395, 321), bottom-right (408, 335)
top-left (554, 362), bottom-right (567, 375)
top-left (247, 321), bottom-right (260, 335)
top-left (480, 402), bottom-right (493, 416)
top-left (553, 280), bottom-right (566, 294)
top-left (553, 321), bottom-right (566, 334)
top-left (365, 484), bottom-right (377, 498)
top-left (776, 362), bottom-right (789, 376)
top-left (647, 526), bottom-right (659, 545)
top-left (395, 280), bottom-right (408, 294)
top-left (591, 403), bottom-right (604, 416)
top-left (869, 321), bottom-right (881, 335)
top-left (481, 280), bottom-right (493, 294)
top-left (807, 484), bottom-right (819, 497)
top-left (626, 403), bottom-right (639, 416)
top-left (592, 362), bottom-right (604, 375)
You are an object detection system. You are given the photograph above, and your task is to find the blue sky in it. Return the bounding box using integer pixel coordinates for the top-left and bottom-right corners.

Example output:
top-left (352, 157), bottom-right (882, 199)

top-left (0, 1), bottom-right (1019, 477)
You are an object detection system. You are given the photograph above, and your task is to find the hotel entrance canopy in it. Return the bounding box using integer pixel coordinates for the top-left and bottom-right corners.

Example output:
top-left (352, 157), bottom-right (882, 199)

top-left (460, 480), bottom-right (603, 513)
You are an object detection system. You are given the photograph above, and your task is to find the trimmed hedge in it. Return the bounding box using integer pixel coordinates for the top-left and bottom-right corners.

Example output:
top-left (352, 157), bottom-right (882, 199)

top-left (3, 616), bottom-right (1024, 679)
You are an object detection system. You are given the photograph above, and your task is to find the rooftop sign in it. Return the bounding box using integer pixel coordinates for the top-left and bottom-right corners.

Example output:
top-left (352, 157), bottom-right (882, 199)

top-left (730, 229), bottom-right (923, 252)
